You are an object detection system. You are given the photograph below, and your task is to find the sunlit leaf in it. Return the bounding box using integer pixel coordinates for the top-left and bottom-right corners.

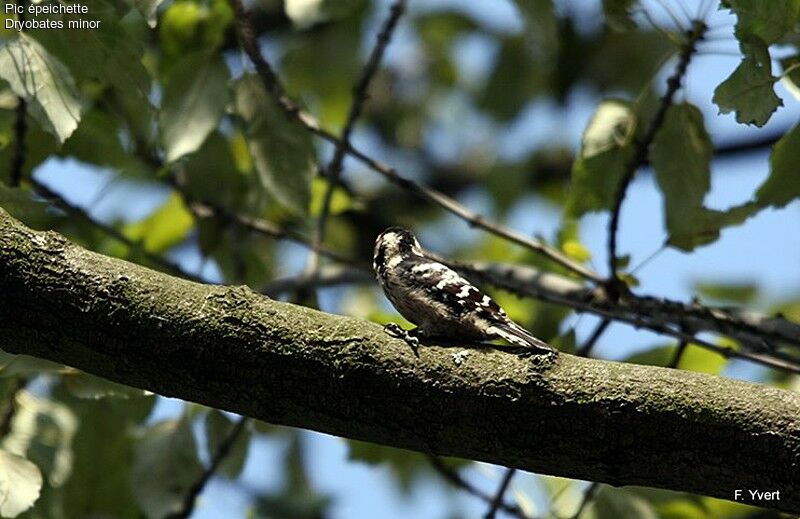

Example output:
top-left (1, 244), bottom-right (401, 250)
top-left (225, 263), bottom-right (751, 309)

top-left (123, 193), bottom-right (194, 253)
top-left (309, 177), bottom-right (355, 217)
top-left (712, 39), bottom-right (781, 127)
top-left (0, 34), bottom-right (83, 142)
top-left (205, 411), bottom-right (250, 479)
top-left (160, 51), bottom-right (229, 162)
top-left (567, 99), bottom-right (636, 216)
top-left (757, 123), bottom-right (800, 207)
top-left (722, 0), bottom-right (800, 44)
top-left (675, 344), bottom-right (727, 375)
top-left (234, 74), bottom-right (315, 216)
top-left (0, 450), bottom-right (42, 518)
top-left (131, 417), bottom-right (203, 518)
top-left (2, 392), bottom-right (77, 487)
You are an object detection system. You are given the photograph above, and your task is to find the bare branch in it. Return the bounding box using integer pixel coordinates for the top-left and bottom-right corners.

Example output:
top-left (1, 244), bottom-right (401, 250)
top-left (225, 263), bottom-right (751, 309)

top-left (227, 0), bottom-right (601, 283)
top-left (308, 0), bottom-right (407, 277)
top-left (169, 416), bottom-right (248, 519)
top-left (9, 97), bottom-right (26, 187)
top-left (427, 456), bottom-right (532, 519)
top-left (607, 21), bottom-right (706, 286)
top-left (485, 468), bottom-right (517, 519)
top-left (463, 262), bottom-right (800, 374)
top-left (2, 208), bottom-right (799, 514)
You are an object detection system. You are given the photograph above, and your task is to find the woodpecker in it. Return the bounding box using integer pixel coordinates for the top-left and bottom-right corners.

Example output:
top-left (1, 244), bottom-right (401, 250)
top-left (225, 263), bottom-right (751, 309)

top-left (373, 227), bottom-right (555, 355)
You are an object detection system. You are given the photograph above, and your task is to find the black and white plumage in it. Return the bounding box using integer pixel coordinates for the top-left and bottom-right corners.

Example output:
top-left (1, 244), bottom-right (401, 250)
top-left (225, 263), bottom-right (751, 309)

top-left (373, 227), bottom-right (555, 354)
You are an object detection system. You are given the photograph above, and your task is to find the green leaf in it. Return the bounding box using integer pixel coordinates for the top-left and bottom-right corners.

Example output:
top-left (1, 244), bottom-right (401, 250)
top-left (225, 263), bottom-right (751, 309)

top-left (234, 74), bottom-right (315, 216)
top-left (677, 344), bottom-right (727, 375)
top-left (309, 177), bottom-right (355, 217)
top-left (2, 391), bottom-right (77, 488)
top-left (651, 104), bottom-right (761, 250)
top-left (666, 203), bottom-right (758, 251)
top-left (695, 282), bottom-right (758, 304)
top-left (0, 450), bottom-right (42, 518)
top-left (54, 382), bottom-right (154, 519)
top-left (123, 193), bottom-right (194, 253)
top-left (567, 99), bottom-right (636, 216)
top-left (722, 0), bottom-right (800, 44)
top-left (602, 0), bottom-right (638, 31)
top-left (204, 411), bottom-right (250, 479)
top-left (160, 51), bottom-right (229, 162)
top-left (478, 37), bottom-right (544, 120)
top-left (61, 110), bottom-right (151, 177)
top-left (712, 40), bottom-right (781, 127)
top-left (131, 417), bottom-right (203, 518)
top-left (757, 123), bottom-right (800, 207)
top-left (134, 0), bottom-right (164, 28)
top-left (30, 0), bottom-right (151, 106)
top-left (651, 103), bottom-right (712, 245)
top-left (0, 34), bottom-right (83, 142)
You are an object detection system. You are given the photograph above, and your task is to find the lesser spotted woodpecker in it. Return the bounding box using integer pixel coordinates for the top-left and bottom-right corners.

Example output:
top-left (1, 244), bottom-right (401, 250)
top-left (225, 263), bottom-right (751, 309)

top-left (373, 227), bottom-right (555, 354)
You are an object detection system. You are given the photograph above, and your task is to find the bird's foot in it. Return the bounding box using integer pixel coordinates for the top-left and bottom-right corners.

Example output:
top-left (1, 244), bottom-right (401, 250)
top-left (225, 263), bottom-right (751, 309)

top-left (383, 323), bottom-right (420, 357)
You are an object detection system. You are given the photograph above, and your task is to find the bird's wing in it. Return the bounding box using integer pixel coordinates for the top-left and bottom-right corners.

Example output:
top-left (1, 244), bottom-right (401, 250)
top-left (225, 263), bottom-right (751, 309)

top-left (405, 259), bottom-right (506, 320)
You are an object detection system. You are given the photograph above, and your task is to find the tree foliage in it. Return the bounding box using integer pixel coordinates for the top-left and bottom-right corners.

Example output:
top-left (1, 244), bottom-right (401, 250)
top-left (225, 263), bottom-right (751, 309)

top-left (1, 0), bottom-right (799, 517)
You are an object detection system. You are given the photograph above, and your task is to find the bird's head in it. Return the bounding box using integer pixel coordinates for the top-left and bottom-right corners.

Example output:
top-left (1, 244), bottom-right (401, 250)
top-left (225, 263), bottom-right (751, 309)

top-left (373, 227), bottom-right (423, 272)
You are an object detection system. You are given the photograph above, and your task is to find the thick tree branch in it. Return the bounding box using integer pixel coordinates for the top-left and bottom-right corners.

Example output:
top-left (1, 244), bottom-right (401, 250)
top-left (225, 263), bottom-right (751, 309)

top-left (0, 208), bottom-right (798, 514)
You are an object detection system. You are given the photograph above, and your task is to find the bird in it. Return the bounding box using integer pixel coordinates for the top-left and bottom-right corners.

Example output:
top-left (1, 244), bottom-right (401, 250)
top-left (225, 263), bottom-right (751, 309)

top-left (373, 227), bottom-right (555, 355)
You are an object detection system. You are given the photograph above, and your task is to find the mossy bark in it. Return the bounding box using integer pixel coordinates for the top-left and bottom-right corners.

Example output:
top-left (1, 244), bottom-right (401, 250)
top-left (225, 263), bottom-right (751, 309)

top-left (0, 208), bottom-right (798, 513)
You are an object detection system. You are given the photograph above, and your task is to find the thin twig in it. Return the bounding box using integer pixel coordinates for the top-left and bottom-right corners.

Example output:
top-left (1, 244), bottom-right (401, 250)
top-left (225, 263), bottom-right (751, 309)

top-left (28, 177), bottom-right (206, 283)
top-left (485, 468), bottom-right (517, 519)
top-left (570, 482), bottom-right (600, 519)
top-left (576, 319), bottom-right (611, 357)
top-left (668, 340), bottom-right (689, 369)
top-left (10, 97), bottom-right (26, 187)
top-left (606, 20), bottom-right (706, 288)
top-left (228, 0), bottom-right (601, 283)
top-left (307, 0), bottom-right (407, 277)
top-left (169, 416), bottom-right (248, 519)
top-left (426, 456), bottom-right (532, 519)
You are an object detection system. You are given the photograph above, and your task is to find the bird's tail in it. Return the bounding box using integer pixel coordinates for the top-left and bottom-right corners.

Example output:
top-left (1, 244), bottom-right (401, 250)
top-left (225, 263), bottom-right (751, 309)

top-left (488, 321), bottom-right (555, 354)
